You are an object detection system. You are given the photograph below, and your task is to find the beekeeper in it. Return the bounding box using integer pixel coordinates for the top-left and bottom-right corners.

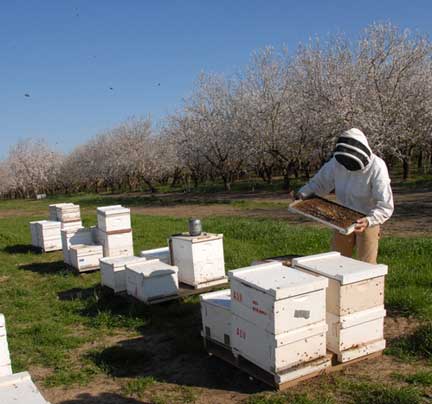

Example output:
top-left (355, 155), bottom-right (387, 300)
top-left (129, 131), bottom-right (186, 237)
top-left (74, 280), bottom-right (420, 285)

top-left (295, 128), bottom-right (394, 264)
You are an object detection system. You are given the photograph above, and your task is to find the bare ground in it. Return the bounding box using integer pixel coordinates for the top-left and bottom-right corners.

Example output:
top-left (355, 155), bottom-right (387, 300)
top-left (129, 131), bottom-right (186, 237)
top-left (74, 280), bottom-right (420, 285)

top-left (35, 316), bottom-right (426, 404)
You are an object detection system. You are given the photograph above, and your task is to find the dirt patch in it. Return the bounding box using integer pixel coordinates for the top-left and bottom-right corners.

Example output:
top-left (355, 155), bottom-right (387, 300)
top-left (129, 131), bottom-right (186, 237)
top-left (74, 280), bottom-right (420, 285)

top-left (31, 315), bottom-right (427, 404)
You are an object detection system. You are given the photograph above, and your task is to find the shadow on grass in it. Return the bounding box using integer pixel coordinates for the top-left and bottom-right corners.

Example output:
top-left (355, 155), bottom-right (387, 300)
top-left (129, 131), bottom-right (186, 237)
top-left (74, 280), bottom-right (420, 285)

top-left (386, 322), bottom-right (432, 359)
top-left (19, 260), bottom-right (72, 275)
top-left (3, 244), bottom-right (41, 254)
top-left (59, 393), bottom-right (150, 404)
top-left (87, 335), bottom-right (267, 395)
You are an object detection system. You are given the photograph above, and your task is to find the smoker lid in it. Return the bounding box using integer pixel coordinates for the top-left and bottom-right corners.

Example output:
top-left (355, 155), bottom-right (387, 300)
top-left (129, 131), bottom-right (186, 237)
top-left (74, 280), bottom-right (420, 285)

top-left (292, 252), bottom-right (388, 285)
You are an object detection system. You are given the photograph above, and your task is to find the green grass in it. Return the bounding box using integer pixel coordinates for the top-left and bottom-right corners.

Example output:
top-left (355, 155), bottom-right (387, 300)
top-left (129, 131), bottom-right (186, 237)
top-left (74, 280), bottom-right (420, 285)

top-left (386, 322), bottom-right (432, 359)
top-left (399, 370), bottom-right (432, 386)
top-left (122, 376), bottom-right (157, 398)
top-left (246, 392), bottom-right (334, 404)
top-left (340, 381), bottom-right (422, 404)
top-left (0, 203), bottom-right (432, 396)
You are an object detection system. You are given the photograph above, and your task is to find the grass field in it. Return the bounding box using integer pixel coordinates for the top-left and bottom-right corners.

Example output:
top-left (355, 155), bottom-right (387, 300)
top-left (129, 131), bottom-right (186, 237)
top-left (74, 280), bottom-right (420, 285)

top-left (0, 194), bottom-right (431, 403)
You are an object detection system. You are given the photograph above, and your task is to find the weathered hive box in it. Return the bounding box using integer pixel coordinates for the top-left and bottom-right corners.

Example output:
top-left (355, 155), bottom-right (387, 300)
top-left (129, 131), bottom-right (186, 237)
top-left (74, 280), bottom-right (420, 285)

top-left (0, 372), bottom-right (50, 403)
top-left (69, 244), bottom-right (103, 272)
top-left (49, 203), bottom-right (74, 221)
top-left (29, 221), bottom-right (62, 252)
top-left (100, 255), bottom-right (147, 293)
top-left (200, 289), bottom-right (231, 347)
top-left (292, 252), bottom-right (387, 316)
top-left (140, 247), bottom-right (171, 264)
top-left (60, 220), bottom-right (83, 231)
top-left (95, 228), bottom-right (134, 258)
top-left (56, 204), bottom-right (81, 222)
top-left (97, 205), bottom-right (131, 232)
top-left (327, 306), bottom-right (386, 358)
top-left (292, 252), bottom-right (387, 361)
top-left (170, 233), bottom-right (226, 288)
top-left (231, 315), bottom-right (327, 374)
top-left (0, 315), bottom-right (12, 378)
top-left (125, 260), bottom-right (179, 302)
top-left (61, 228), bottom-right (94, 265)
top-left (228, 262), bottom-right (328, 335)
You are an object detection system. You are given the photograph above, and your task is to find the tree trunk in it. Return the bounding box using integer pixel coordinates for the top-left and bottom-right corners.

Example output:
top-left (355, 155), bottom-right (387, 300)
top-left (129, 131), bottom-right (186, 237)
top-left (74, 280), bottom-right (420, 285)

top-left (417, 150), bottom-right (424, 174)
top-left (402, 158), bottom-right (410, 180)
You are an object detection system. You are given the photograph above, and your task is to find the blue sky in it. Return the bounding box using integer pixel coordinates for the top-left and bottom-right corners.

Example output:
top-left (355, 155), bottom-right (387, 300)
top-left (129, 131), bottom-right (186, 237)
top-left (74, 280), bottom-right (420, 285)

top-left (1, 0), bottom-right (431, 158)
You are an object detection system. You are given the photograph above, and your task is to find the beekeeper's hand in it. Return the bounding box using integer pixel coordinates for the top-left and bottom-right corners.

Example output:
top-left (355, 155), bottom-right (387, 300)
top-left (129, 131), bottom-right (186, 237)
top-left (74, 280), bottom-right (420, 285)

top-left (293, 191), bottom-right (314, 201)
top-left (355, 217), bottom-right (369, 233)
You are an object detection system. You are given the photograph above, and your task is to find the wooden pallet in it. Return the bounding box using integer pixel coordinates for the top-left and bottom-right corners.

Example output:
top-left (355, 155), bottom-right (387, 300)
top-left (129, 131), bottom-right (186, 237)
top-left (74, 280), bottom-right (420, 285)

top-left (115, 280), bottom-right (229, 305)
top-left (204, 337), bottom-right (383, 391)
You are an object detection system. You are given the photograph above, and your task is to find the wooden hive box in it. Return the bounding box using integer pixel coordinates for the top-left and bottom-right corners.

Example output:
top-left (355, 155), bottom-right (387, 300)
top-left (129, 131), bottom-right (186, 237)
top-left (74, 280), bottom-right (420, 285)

top-left (170, 233), bottom-right (226, 288)
top-left (228, 262), bottom-right (328, 335)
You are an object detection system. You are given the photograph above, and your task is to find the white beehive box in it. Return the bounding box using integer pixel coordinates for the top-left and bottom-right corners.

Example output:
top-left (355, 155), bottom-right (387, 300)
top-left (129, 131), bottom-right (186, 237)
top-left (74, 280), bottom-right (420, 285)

top-left (170, 233), bottom-right (226, 287)
top-left (229, 262), bottom-right (327, 335)
top-left (200, 289), bottom-right (231, 346)
top-left (0, 315), bottom-right (11, 378)
top-left (140, 247), bottom-right (170, 264)
top-left (49, 203), bottom-right (74, 221)
top-left (61, 228), bottom-right (94, 265)
top-left (69, 244), bottom-right (103, 272)
top-left (126, 260), bottom-right (179, 303)
top-left (56, 204), bottom-right (80, 222)
top-left (292, 252), bottom-right (387, 316)
top-left (0, 372), bottom-right (50, 404)
top-left (60, 220), bottom-right (83, 231)
top-left (327, 305), bottom-right (386, 357)
top-left (29, 221), bottom-right (62, 252)
top-left (100, 255), bottom-right (147, 293)
top-left (231, 315), bottom-right (327, 374)
top-left (95, 228), bottom-right (134, 258)
top-left (97, 205), bottom-right (131, 232)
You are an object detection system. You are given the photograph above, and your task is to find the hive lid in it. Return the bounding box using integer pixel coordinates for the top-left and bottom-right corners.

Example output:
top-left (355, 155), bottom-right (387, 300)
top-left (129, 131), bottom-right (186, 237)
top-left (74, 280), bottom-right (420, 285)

top-left (228, 262), bottom-right (328, 299)
top-left (97, 205), bottom-right (129, 216)
top-left (69, 244), bottom-right (102, 254)
top-left (36, 220), bottom-right (61, 228)
top-left (100, 255), bottom-right (145, 267)
top-left (126, 259), bottom-right (178, 277)
top-left (199, 289), bottom-right (231, 309)
top-left (0, 371), bottom-right (49, 403)
top-left (170, 232), bottom-right (223, 243)
top-left (292, 252), bottom-right (388, 285)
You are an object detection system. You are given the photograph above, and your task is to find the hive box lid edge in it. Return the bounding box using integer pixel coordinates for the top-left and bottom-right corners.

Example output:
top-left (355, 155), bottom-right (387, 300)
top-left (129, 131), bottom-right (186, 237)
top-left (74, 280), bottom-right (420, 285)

top-left (100, 256), bottom-right (144, 267)
top-left (229, 263), bottom-right (328, 298)
top-left (126, 260), bottom-right (178, 277)
top-left (199, 289), bottom-right (231, 309)
top-left (293, 252), bottom-right (388, 285)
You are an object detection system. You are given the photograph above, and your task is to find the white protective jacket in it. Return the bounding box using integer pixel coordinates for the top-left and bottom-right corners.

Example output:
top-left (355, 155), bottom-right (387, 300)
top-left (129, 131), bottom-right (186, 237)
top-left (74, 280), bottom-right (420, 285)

top-left (299, 134), bottom-right (394, 227)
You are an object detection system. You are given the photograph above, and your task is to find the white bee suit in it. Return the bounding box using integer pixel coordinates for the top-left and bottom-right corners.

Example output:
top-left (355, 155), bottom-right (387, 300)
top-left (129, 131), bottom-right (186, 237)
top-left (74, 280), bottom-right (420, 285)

top-left (299, 130), bottom-right (394, 227)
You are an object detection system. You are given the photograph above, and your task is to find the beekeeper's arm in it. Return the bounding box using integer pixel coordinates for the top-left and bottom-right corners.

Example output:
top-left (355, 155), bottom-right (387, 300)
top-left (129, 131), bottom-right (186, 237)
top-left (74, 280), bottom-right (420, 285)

top-left (365, 162), bottom-right (394, 227)
top-left (297, 159), bottom-right (336, 199)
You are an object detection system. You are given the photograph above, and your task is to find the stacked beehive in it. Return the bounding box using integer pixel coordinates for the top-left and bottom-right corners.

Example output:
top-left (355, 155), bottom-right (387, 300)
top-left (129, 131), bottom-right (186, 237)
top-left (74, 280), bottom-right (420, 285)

top-left (293, 252), bottom-right (387, 362)
top-left (95, 205), bottom-right (134, 257)
top-left (69, 244), bottom-right (104, 272)
top-left (61, 227), bottom-right (95, 266)
top-left (100, 255), bottom-right (147, 293)
top-left (29, 220), bottom-right (62, 252)
top-left (169, 233), bottom-right (226, 288)
top-left (49, 203), bottom-right (82, 231)
top-left (0, 315), bottom-right (12, 378)
top-left (201, 262), bottom-right (331, 381)
top-left (125, 259), bottom-right (179, 302)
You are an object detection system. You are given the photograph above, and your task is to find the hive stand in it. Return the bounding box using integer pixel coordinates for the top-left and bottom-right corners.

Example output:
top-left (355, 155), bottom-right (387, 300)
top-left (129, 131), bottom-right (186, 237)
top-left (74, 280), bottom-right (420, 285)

top-left (203, 336), bottom-right (383, 391)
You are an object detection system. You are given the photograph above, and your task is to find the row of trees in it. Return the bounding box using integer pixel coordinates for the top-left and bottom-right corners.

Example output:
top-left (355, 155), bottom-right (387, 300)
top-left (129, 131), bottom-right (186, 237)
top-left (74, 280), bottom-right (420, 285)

top-left (2, 23), bottom-right (432, 198)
